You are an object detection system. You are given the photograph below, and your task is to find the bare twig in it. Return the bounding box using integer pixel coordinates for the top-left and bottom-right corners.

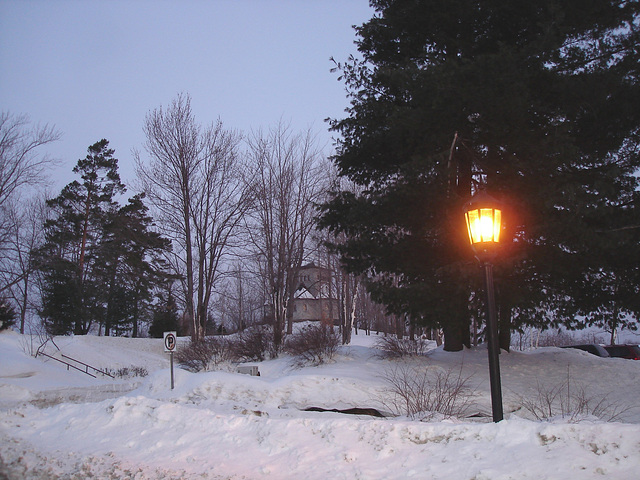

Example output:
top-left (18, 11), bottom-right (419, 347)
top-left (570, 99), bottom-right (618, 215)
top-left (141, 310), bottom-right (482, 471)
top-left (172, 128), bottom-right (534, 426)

top-left (378, 362), bottom-right (477, 420)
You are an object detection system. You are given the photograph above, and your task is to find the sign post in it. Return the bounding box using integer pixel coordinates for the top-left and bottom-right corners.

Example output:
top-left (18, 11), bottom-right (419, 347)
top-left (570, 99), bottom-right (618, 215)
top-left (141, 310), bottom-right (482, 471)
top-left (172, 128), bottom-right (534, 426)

top-left (163, 331), bottom-right (177, 390)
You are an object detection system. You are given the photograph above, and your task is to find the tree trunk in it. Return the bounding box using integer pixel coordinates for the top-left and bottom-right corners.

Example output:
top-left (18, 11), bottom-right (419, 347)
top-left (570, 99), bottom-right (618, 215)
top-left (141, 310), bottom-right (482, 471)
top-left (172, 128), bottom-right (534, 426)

top-left (78, 190), bottom-right (92, 280)
top-left (285, 284), bottom-right (295, 336)
top-left (395, 314), bottom-right (404, 339)
top-left (443, 311), bottom-right (470, 352)
top-left (19, 274), bottom-right (29, 334)
top-left (272, 289), bottom-right (285, 352)
top-left (344, 277), bottom-right (359, 344)
top-left (442, 321), bottom-right (463, 351)
top-left (610, 304), bottom-right (619, 345)
top-left (132, 281), bottom-right (141, 338)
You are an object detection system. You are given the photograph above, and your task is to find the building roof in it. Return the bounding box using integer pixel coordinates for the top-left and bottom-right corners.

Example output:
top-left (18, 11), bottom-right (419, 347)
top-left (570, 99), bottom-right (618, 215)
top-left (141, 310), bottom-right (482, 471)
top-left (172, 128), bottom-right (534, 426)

top-left (299, 262), bottom-right (330, 271)
top-left (294, 287), bottom-right (316, 299)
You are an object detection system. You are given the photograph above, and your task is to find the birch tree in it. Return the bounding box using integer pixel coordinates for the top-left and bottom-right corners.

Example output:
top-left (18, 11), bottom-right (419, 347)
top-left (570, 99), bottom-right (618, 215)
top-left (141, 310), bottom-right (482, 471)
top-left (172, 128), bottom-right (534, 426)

top-left (136, 93), bottom-right (249, 342)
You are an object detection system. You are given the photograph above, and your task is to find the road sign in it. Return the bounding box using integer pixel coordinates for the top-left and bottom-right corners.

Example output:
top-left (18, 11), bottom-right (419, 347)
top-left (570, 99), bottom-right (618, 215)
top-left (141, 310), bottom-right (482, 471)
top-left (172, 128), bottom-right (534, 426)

top-left (163, 331), bottom-right (177, 390)
top-left (163, 331), bottom-right (177, 352)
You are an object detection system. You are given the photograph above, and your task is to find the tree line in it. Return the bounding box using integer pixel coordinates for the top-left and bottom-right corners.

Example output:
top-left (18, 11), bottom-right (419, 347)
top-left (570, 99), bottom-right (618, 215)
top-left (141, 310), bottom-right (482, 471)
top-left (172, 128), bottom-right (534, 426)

top-left (0, 96), bottom-right (392, 349)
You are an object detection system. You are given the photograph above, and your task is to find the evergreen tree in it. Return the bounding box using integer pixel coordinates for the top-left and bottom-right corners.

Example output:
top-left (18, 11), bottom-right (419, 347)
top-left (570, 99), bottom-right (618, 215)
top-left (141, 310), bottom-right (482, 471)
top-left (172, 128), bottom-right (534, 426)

top-left (0, 297), bottom-right (17, 331)
top-left (36, 141), bottom-right (174, 337)
top-left (149, 290), bottom-right (181, 338)
top-left (36, 139), bottom-right (125, 335)
top-left (320, 0), bottom-right (640, 350)
top-left (38, 258), bottom-right (81, 335)
top-left (95, 193), bottom-right (173, 337)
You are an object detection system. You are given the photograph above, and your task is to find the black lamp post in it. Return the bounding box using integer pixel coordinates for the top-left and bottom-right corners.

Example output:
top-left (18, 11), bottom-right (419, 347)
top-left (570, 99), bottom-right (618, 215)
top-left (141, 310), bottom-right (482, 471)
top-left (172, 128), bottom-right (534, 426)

top-left (463, 190), bottom-right (504, 422)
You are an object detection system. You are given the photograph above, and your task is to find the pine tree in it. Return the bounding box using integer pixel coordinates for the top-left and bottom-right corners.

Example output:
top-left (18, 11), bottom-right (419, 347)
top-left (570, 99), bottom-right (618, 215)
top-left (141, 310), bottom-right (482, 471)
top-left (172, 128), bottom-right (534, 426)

top-left (95, 193), bottom-right (173, 337)
top-left (149, 290), bottom-right (180, 339)
top-left (0, 297), bottom-right (17, 331)
top-left (320, 0), bottom-right (640, 350)
top-left (36, 140), bottom-right (125, 335)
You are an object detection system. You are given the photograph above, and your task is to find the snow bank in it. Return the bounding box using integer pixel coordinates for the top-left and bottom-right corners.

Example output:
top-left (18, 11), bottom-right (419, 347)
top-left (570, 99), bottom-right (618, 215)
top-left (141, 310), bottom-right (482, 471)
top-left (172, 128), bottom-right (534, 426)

top-left (2, 330), bottom-right (640, 479)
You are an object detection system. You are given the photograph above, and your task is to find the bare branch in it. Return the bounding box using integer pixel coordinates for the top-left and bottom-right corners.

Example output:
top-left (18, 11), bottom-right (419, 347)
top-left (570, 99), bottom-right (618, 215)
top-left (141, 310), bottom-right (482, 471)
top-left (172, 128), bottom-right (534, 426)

top-left (136, 94), bottom-right (249, 342)
top-left (0, 111), bottom-right (61, 209)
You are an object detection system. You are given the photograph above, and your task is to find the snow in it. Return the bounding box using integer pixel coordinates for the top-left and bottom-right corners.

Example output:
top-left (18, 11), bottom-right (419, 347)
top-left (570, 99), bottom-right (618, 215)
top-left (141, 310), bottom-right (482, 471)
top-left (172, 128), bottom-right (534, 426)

top-left (1, 329), bottom-right (640, 479)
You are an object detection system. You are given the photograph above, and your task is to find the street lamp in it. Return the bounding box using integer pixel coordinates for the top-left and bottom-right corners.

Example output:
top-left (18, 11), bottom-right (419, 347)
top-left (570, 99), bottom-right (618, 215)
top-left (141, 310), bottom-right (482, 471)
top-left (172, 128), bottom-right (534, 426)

top-left (463, 189), bottom-right (504, 422)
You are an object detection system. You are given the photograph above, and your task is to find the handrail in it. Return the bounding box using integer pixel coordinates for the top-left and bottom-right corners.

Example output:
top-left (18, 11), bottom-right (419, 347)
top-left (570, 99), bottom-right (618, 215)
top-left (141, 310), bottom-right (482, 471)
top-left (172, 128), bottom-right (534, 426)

top-left (36, 336), bottom-right (59, 358)
top-left (36, 351), bottom-right (97, 378)
top-left (35, 351), bottom-right (115, 379)
top-left (61, 354), bottom-right (114, 378)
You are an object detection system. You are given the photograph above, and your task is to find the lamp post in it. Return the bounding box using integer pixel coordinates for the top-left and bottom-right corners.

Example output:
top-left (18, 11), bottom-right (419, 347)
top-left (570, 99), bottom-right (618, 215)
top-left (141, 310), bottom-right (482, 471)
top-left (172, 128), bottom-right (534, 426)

top-left (463, 190), bottom-right (504, 422)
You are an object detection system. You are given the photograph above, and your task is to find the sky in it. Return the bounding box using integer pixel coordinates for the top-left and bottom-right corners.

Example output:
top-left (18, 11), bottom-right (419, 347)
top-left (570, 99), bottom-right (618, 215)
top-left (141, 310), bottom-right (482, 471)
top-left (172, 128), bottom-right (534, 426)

top-left (0, 0), bottom-right (374, 190)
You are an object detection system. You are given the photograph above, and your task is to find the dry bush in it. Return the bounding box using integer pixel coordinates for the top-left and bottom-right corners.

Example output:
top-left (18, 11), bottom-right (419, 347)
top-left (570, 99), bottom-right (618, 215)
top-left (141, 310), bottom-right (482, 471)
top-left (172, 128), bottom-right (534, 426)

top-left (379, 363), bottom-right (476, 420)
top-left (230, 326), bottom-right (274, 362)
top-left (20, 321), bottom-right (57, 357)
top-left (535, 329), bottom-right (578, 347)
top-left (534, 329), bottom-right (607, 348)
top-left (520, 367), bottom-right (633, 422)
top-left (176, 336), bottom-right (235, 372)
top-left (284, 323), bottom-right (340, 367)
top-left (374, 335), bottom-right (433, 358)
top-left (107, 366), bottom-right (149, 378)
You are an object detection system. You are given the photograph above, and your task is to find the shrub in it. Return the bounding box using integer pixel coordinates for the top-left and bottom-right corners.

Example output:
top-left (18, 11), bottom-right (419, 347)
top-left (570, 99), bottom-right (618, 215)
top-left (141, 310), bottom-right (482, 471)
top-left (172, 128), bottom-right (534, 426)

top-left (230, 326), bottom-right (274, 362)
top-left (378, 363), bottom-right (476, 420)
top-left (108, 366), bottom-right (149, 378)
top-left (519, 366), bottom-right (632, 422)
top-left (284, 323), bottom-right (340, 367)
top-left (374, 335), bottom-right (433, 358)
top-left (176, 336), bottom-right (235, 372)
top-left (535, 329), bottom-right (578, 347)
top-left (531, 328), bottom-right (608, 348)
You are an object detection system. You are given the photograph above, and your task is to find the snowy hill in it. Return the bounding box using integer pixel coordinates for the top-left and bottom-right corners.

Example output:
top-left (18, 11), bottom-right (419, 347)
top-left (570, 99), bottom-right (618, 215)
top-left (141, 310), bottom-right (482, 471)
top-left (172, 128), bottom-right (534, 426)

top-left (1, 330), bottom-right (640, 479)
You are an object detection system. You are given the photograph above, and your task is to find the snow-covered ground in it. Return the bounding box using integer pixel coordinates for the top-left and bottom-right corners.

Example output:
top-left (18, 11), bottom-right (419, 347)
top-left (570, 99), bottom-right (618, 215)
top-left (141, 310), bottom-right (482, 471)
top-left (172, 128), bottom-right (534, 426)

top-left (1, 329), bottom-right (639, 479)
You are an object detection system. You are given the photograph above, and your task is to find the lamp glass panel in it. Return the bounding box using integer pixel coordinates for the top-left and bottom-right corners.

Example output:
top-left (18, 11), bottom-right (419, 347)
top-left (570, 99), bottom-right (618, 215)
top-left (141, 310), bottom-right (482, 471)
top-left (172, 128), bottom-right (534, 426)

top-left (493, 209), bottom-right (501, 242)
top-left (465, 209), bottom-right (479, 244)
top-left (466, 207), bottom-right (502, 244)
top-left (479, 208), bottom-right (495, 242)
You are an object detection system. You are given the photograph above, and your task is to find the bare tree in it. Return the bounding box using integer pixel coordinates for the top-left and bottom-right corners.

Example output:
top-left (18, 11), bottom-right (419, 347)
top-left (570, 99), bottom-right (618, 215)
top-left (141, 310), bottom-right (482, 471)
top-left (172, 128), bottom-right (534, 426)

top-left (0, 112), bottom-right (61, 209)
top-left (213, 260), bottom-right (263, 333)
top-left (0, 114), bottom-right (59, 303)
top-left (136, 93), bottom-right (249, 342)
top-left (245, 122), bottom-right (327, 350)
top-left (0, 112), bottom-right (60, 261)
top-left (314, 226), bottom-right (357, 344)
top-left (0, 195), bottom-right (49, 331)
top-left (315, 170), bottom-right (367, 345)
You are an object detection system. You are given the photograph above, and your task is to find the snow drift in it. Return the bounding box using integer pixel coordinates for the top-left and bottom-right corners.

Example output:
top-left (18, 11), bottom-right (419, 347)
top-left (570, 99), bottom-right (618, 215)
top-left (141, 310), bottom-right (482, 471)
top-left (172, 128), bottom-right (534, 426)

top-left (1, 330), bottom-right (639, 479)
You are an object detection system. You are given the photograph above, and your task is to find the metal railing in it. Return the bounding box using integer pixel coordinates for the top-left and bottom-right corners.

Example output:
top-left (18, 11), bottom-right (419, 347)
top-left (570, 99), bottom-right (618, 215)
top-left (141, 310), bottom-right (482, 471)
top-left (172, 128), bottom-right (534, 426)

top-left (35, 351), bottom-right (114, 378)
top-left (61, 354), bottom-right (114, 378)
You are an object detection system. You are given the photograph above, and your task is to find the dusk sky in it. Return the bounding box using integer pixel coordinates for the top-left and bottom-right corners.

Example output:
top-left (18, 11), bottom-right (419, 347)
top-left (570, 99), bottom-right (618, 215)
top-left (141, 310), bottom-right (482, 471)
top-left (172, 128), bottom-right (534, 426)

top-left (0, 0), bottom-right (373, 190)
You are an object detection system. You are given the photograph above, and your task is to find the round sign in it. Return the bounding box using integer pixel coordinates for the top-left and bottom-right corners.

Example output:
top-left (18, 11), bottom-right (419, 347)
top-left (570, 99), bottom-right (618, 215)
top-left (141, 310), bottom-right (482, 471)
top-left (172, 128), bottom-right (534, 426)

top-left (164, 332), bottom-right (177, 352)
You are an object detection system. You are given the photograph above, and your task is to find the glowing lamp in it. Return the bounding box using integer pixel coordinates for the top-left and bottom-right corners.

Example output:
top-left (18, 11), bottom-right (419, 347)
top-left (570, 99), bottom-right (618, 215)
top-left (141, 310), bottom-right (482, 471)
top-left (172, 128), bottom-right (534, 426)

top-left (463, 190), bottom-right (503, 261)
top-left (462, 188), bottom-right (505, 422)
